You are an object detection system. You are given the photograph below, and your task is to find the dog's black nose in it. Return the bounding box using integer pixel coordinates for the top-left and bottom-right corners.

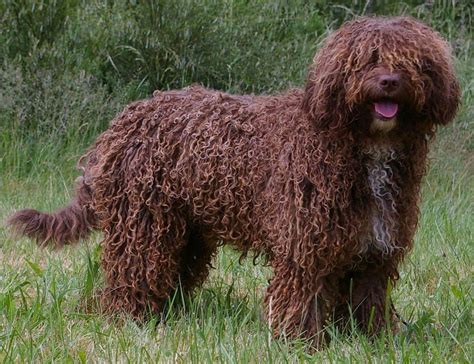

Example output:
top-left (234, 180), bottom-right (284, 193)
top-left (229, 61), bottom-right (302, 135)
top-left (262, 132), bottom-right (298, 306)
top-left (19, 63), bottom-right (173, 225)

top-left (378, 74), bottom-right (400, 92)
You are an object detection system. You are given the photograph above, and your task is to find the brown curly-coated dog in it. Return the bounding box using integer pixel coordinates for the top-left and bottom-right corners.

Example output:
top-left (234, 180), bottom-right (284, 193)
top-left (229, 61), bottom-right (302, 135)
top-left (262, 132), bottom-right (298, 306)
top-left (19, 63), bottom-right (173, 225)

top-left (8, 17), bottom-right (460, 347)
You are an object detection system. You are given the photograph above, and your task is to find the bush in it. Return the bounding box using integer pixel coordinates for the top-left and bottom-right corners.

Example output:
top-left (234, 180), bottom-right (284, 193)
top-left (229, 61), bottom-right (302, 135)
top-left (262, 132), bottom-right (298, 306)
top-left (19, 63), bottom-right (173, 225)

top-left (0, 65), bottom-right (126, 177)
top-left (0, 0), bottom-right (471, 176)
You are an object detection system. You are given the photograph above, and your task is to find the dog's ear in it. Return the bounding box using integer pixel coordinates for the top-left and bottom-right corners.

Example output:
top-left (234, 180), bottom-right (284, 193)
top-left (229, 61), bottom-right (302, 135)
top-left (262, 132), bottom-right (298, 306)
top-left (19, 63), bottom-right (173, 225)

top-left (422, 58), bottom-right (461, 126)
top-left (302, 42), bottom-right (352, 132)
top-left (420, 37), bottom-right (461, 126)
top-left (301, 21), bottom-right (368, 133)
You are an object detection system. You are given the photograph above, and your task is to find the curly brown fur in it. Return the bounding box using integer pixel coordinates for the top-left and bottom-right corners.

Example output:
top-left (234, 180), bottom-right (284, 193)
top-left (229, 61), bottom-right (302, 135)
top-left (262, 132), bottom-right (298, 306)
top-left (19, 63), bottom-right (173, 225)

top-left (8, 16), bottom-right (460, 347)
top-left (8, 176), bottom-right (96, 247)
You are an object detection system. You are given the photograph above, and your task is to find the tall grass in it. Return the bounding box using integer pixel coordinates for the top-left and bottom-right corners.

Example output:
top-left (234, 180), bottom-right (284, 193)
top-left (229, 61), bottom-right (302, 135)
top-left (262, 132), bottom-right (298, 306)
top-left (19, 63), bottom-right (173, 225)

top-left (0, 0), bottom-right (472, 362)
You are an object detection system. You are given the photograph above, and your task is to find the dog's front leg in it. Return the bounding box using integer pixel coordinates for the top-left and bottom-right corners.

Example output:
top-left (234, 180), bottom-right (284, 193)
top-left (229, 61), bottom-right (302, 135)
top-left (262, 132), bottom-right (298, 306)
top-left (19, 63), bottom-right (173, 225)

top-left (263, 260), bottom-right (334, 348)
top-left (341, 262), bottom-right (399, 336)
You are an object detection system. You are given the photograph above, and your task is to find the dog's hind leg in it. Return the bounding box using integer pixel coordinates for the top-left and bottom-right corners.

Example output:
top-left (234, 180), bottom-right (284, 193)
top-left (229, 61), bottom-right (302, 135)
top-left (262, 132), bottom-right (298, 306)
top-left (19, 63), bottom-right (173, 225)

top-left (99, 207), bottom-right (188, 319)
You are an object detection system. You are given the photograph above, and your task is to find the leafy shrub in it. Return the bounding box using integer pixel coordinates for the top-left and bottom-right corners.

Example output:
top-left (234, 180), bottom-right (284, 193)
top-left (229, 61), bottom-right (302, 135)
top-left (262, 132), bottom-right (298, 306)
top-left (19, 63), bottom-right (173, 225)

top-left (0, 65), bottom-right (126, 176)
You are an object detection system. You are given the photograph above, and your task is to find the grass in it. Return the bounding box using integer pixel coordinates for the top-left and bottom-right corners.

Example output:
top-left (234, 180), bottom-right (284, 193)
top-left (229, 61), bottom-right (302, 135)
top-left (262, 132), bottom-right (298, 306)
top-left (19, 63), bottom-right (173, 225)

top-left (0, 130), bottom-right (472, 362)
top-left (0, 0), bottom-right (473, 362)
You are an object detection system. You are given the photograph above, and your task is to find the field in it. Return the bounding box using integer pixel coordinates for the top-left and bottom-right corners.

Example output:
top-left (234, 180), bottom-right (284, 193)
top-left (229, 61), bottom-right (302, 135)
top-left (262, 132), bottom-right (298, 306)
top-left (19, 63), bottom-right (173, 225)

top-left (0, 1), bottom-right (472, 362)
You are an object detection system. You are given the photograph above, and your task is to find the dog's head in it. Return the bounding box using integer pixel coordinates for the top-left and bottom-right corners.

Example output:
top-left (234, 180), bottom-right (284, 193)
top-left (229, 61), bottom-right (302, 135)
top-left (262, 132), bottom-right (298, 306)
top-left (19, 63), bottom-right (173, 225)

top-left (302, 17), bottom-right (460, 138)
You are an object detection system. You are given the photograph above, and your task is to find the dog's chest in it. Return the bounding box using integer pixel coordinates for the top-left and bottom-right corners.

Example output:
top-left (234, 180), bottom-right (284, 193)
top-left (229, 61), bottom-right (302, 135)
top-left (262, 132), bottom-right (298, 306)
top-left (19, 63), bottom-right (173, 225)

top-left (359, 149), bottom-right (401, 256)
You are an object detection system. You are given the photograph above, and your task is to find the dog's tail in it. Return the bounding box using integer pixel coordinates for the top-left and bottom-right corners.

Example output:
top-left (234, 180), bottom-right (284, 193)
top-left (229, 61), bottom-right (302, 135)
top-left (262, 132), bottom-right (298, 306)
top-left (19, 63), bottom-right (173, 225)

top-left (7, 176), bottom-right (96, 247)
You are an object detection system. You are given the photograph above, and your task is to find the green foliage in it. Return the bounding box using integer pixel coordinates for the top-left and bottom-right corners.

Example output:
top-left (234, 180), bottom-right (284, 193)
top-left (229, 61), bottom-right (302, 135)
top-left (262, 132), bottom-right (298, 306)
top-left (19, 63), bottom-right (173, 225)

top-left (0, 1), bottom-right (472, 177)
top-left (97, 1), bottom-right (327, 93)
top-left (1, 0), bottom-right (79, 59)
top-left (0, 65), bottom-right (128, 177)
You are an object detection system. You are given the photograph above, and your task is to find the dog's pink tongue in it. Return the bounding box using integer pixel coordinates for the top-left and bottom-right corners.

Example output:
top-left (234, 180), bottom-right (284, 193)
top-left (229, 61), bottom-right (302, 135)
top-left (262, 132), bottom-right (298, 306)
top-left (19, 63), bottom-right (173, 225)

top-left (374, 101), bottom-right (398, 118)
